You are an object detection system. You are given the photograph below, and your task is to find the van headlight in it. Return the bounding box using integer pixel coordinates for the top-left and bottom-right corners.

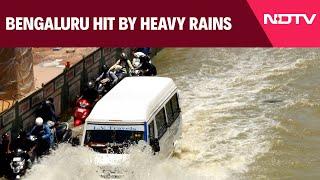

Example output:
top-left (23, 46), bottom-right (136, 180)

top-left (134, 133), bottom-right (141, 138)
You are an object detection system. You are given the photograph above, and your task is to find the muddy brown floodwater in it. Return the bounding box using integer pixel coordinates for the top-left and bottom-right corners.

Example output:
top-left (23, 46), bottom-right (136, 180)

top-left (25, 48), bottom-right (320, 180)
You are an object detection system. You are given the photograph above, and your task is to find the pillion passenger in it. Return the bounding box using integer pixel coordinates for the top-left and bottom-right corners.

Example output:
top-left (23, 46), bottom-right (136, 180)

top-left (108, 52), bottom-right (134, 80)
top-left (132, 51), bottom-right (151, 68)
top-left (132, 52), bottom-right (157, 76)
top-left (96, 64), bottom-right (118, 87)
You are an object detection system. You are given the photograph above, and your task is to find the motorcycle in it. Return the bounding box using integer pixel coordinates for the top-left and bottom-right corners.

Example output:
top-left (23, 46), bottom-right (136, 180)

top-left (55, 122), bottom-right (72, 143)
top-left (47, 121), bottom-right (72, 145)
top-left (7, 135), bottom-right (37, 180)
top-left (8, 150), bottom-right (30, 179)
top-left (73, 97), bottom-right (92, 126)
top-left (6, 123), bottom-right (72, 180)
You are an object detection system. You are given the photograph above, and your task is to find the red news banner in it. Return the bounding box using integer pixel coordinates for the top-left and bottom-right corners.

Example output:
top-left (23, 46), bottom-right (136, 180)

top-left (5, 17), bottom-right (232, 31)
top-left (0, 0), bottom-right (318, 47)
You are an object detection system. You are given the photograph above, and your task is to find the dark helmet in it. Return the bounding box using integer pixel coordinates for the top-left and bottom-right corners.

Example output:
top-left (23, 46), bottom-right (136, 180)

top-left (120, 52), bottom-right (127, 60)
top-left (102, 64), bottom-right (109, 71)
top-left (47, 97), bottom-right (54, 104)
top-left (87, 81), bottom-right (95, 89)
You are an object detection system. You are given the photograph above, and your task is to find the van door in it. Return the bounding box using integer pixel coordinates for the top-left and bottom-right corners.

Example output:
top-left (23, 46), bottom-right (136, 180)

top-left (154, 107), bottom-right (171, 156)
top-left (148, 120), bottom-right (160, 153)
top-left (165, 93), bottom-right (182, 148)
top-left (148, 120), bottom-right (155, 141)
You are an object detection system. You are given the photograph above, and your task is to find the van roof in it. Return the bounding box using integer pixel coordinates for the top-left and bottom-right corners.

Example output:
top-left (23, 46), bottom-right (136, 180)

top-left (86, 76), bottom-right (177, 124)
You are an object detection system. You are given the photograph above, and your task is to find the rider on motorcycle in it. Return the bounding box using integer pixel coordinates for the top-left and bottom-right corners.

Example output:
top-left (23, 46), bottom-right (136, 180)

top-left (96, 64), bottom-right (109, 82)
top-left (132, 51), bottom-right (151, 67)
top-left (108, 52), bottom-right (134, 81)
top-left (35, 98), bottom-right (57, 123)
top-left (30, 117), bottom-right (53, 154)
top-left (9, 130), bottom-right (33, 169)
top-left (132, 52), bottom-right (157, 76)
top-left (82, 81), bottom-right (99, 104)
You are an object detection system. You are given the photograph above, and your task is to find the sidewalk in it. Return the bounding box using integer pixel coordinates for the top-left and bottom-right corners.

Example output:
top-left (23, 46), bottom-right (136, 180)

top-left (33, 47), bottom-right (97, 88)
top-left (0, 48), bottom-right (97, 113)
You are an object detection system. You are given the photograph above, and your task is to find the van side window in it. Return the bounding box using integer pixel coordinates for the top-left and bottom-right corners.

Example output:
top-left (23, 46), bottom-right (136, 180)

top-left (171, 93), bottom-right (180, 119)
top-left (165, 93), bottom-right (180, 125)
top-left (155, 108), bottom-right (167, 138)
top-left (148, 121), bottom-right (155, 139)
top-left (165, 100), bottom-right (174, 125)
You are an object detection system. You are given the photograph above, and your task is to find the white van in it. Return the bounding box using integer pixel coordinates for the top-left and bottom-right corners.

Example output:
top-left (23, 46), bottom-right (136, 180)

top-left (81, 76), bottom-right (181, 162)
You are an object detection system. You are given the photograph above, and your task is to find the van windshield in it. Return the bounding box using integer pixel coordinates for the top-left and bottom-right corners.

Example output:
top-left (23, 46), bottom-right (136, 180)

top-left (85, 130), bottom-right (144, 144)
top-left (84, 124), bottom-right (145, 154)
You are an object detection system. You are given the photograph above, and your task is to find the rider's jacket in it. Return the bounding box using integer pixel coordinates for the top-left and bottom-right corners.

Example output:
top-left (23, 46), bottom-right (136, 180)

top-left (30, 124), bottom-right (53, 145)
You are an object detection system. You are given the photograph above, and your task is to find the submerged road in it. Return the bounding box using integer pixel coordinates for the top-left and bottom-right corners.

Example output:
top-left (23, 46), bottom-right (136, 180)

top-left (25, 48), bottom-right (320, 180)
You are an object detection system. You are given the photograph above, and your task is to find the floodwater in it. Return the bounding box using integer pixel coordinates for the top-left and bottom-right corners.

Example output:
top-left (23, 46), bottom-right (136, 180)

top-left (25, 48), bottom-right (320, 180)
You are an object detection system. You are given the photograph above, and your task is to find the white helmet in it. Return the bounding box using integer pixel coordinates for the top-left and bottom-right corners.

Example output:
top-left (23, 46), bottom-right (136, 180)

top-left (35, 117), bottom-right (43, 126)
top-left (132, 58), bottom-right (141, 68)
top-left (133, 52), bottom-right (146, 58)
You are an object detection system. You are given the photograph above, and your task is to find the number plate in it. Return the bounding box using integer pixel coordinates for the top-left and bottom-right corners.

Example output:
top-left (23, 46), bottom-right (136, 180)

top-left (13, 157), bottom-right (22, 162)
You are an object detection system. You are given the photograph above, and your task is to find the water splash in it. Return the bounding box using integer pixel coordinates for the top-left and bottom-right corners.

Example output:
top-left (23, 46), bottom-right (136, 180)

top-left (25, 144), bottom-right (102, 180)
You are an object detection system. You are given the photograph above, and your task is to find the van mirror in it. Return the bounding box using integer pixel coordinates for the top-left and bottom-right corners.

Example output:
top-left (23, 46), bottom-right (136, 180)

top-left (71, 137), bottom-right (80, 146)
top-left (150, 138), bottom-right (160, 152)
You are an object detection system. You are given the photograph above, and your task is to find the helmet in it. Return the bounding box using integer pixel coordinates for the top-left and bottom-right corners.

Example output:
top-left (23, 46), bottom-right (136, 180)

top-left (134, 52), bottom-right (146, 58)
top-left (120, 52), bottom-right (127, 60)
top-left (47, 97), bottom-right (54, 104)
top-left (35, 117), bottom-right (43, 126)
top-left (102, 64), bottom-right (109, 71)
top-left (87, 81), bottom-right (94, 89)
top-left (132, 58), bottom-right (141, 68)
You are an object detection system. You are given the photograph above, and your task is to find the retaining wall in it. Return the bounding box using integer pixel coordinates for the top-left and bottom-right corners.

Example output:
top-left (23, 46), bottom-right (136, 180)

top-left (0, 47), bottom-right (161, 139)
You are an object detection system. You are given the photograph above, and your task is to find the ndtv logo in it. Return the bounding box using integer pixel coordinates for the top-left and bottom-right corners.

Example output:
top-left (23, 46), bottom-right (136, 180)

top-left (264, 14), bottom-right (317, 25)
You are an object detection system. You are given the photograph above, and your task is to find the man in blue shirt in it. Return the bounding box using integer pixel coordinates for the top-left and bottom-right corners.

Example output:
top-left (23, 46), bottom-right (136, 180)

top-left (30, 117), bottom-right (53, 155)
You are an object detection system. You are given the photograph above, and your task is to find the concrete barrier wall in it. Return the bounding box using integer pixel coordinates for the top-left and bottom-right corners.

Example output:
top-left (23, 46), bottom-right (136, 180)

top-left (0, 47), bottom-right (161, 139)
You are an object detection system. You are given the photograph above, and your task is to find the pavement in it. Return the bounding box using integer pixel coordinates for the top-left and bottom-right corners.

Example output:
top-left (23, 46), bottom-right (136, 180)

top-left (32, 47), bottom-right (97, 88)
top-left (0, 47), bottom-right (97, 113)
